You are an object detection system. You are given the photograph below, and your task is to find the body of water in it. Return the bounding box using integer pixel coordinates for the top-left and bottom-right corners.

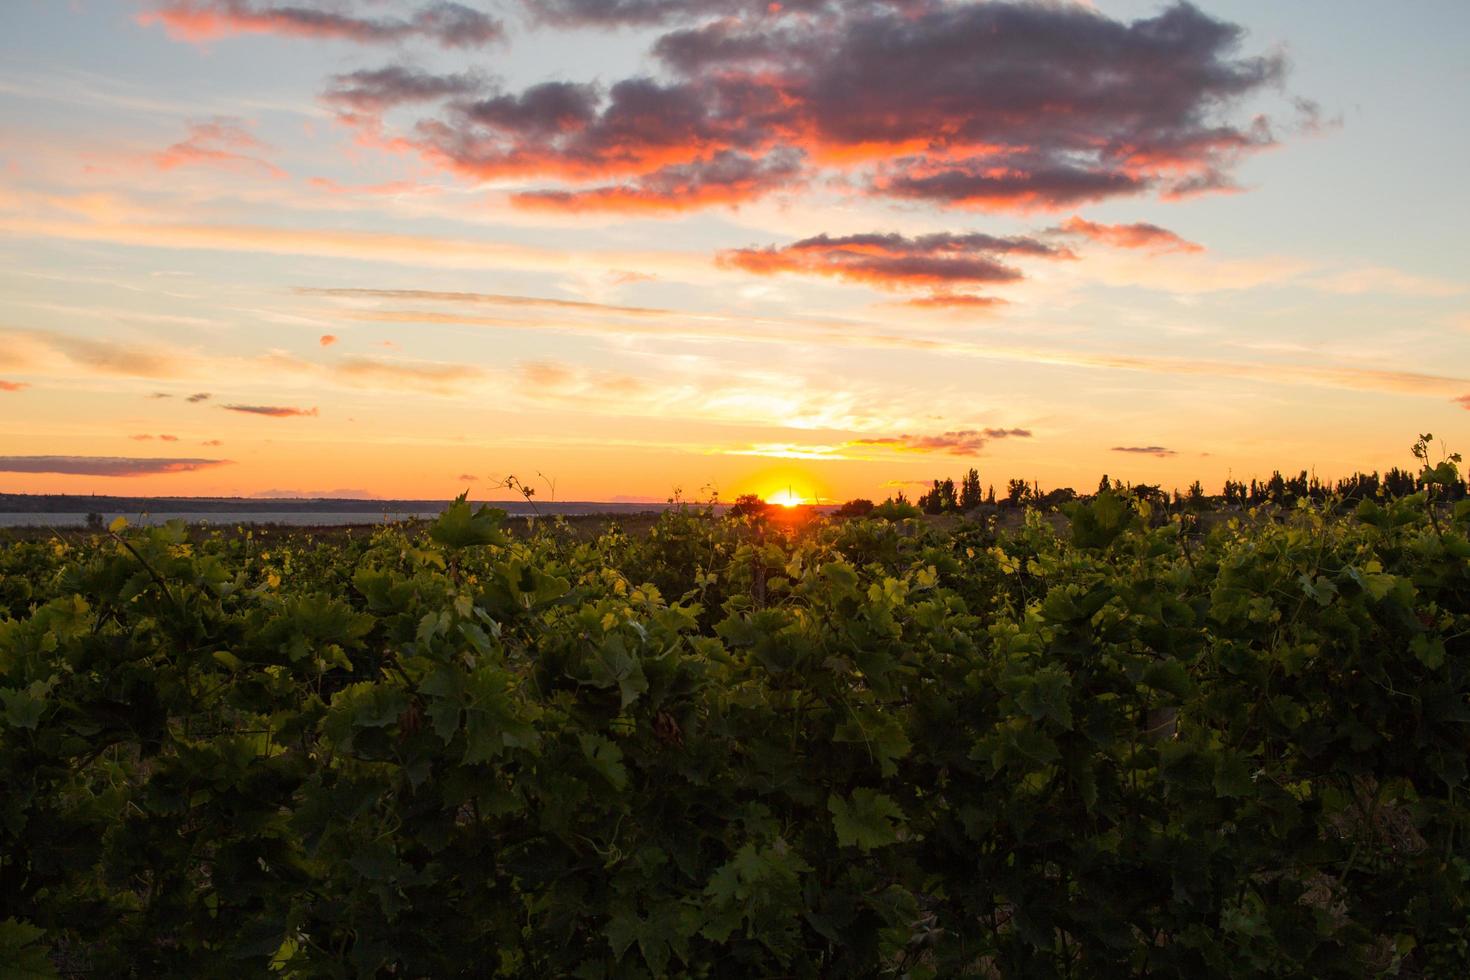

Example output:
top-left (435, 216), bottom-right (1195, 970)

top-left (0, 511), bottom-right (448, 528)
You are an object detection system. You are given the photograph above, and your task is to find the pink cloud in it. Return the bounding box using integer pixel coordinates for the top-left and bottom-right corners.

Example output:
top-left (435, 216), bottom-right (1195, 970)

top-left (851, 428), bottom-right (1031, 456)
top-left (139, 1), bottom-right (503, 48)
top-left (719, 230), bottom-right (1068, 304)
top-left (1056, 216), bottom-right (1204, 254)
top-left (154, 117), bottom-right (285, 178)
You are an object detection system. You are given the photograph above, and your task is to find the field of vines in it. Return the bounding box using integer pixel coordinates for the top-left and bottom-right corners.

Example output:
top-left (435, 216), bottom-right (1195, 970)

top-left (3, 487), bottom-right (1470, 977)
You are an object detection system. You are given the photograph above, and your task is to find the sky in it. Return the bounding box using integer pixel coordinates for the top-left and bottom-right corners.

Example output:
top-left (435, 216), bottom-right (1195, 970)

top-left (1, 0), bottom-right (1467, 503)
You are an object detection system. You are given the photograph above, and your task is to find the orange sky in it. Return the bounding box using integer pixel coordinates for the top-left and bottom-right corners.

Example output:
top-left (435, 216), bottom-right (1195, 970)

top-left (1, 1), bottom-right (1467, 501)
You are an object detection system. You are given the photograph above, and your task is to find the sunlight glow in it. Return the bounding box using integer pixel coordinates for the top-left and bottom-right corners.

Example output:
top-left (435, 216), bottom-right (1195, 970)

top-left (767, 488), bottom-right (804, 508)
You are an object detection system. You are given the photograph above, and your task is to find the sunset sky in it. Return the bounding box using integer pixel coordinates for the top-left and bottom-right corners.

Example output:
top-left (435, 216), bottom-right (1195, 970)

top-left (1, 0), bottom-right (1467, 503)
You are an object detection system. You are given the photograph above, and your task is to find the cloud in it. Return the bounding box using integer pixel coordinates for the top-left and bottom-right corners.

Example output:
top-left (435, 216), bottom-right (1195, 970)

top-left (251, 487), bottom-right (381, 498)
top-left (457, 472), bottom-right (477, 481)
top-left (517, 359), bottom-right (648, 399)
top-left (320, 334), bottom-right (338, 346)
top-left (0, 380), bottom-right (27, 392)
top-left (0, 455), bottom-right (233, 476)
top-left (0, 329), bottom-right (183, 378)
top-left (222, 403), bottom-right (319, 417)
top-left (1455, 396), bottom-right (1470, 411)
top-left (1055, 216), bottom-right (1204, 254)
top-left (322, 66), bottom-right (485, 114)
top-left (850, 427), bottom-right (1032, 456)
top-left (186, 392), bottom-right (212, 402)
top-left (331, 355), bottom-right (484, 392)
top-left (296, 286), bottom-right (670, 317)
top-left (719, 230), bottom-right (1068, 304)
top-left (902, 293), bottom-right (1009, 310)
top-left (376, 1), bottom-right (1287, 213)
top-left (139, 1), bottom-right (504, 48)
top-left (154, 117), bottom-right (285, 178)
top-left (521, 0), bottom-right (754, 28)
top-left (513, 149), bottom-right (805, 213)
top-left (1111, 445), bottom-right (1177, 457)
top-left (320, 66), bottom-right (485, 140)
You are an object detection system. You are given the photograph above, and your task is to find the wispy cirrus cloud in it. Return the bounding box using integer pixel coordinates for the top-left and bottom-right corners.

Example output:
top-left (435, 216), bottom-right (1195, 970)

top-left (331, 355), bottom-right (484, 392)
top-left (221, 403), bottom-right (319, 417)
top-left (0, 380), bottom-right (27, 392)
top-left (1054, 216), bottom-right (1204, 254)
top-left (350, 2), bottom-right (1294, 214)
top-left (295, 286), bottom-right (670, 317)
top-left (139, 1), bottom-right (504, 48)
top-left (154, 117), bottom-right (285, 178)
top-left (1112, 445), bottom-right (1178, 458)
top-left (0, 455), bottom-right (233, 476)
top-left (0, 328), bottom-right (184, 378)
top-left (718, 231), bottom-right (1069, 305)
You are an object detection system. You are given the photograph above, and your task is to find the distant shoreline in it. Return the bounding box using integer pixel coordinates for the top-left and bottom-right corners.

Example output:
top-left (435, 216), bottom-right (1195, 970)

top-left (0, 493), bottom-right (687, 516)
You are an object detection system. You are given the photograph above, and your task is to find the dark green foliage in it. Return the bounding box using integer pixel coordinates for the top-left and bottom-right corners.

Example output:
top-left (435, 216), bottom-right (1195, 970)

top-left (3, 500), bottom-right (1470, 977)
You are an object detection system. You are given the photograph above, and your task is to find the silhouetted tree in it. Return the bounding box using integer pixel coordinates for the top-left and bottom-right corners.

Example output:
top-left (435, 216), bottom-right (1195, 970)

top-left (1384, 467), bottom-right (1418, 497)
top-left (729, 493), bottom-right (768, 518)
top-left (834, 498), bottom-right (874, 518)
top-left (1097, 474), bottom-right (1111, 496)
top-left (959, 468), bottom-right (983, 510)
top-left (919, 478), bottom-right (959, 514)
top-left (1038, 487), bottom-right (1077, 508)
top-left (1005, 478), bottom-right (1031, 507)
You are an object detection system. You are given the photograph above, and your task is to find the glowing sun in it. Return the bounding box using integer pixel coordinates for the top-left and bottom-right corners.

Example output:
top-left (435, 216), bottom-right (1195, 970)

top-left (767, 488), bottom-right (804, 508)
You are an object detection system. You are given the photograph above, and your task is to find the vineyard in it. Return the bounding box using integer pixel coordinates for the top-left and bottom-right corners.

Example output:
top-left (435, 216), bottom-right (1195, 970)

top-left (3, 486), bottom-right (1470, 977)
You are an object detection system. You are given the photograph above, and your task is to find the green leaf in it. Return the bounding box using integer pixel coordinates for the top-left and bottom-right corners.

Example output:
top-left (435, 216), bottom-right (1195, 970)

top-left (0, 688), bottom-right (46, 730)
top-left (0, 918), bottom-right (59, 979)
top-left (1141, 659), bottom-right (1193, 699)
top-left (1412, 633), bottom-right (1446, 669)
top-left (1063, 491), bottom-right (1137, 550)
top-left (1213, 751), bottom-right (1255, 798)
top-left (579, 733), bottom-right (628, 791)
top-left (430, 492), bottom-right (507, 549)
top-left (834, 710), bottom-right (912, 777)
top-left (829, 789), bottom-right (904, 852)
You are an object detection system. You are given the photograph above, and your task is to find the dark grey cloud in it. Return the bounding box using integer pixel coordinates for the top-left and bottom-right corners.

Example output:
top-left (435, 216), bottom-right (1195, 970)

top-left (718, 230), bottom-right (1071, 304)
top-left (0, 456), bottom-right (234, 476)
top-left (382, 1), bottom-right (1290, 213)
top-left (222, 404), bottom-right (320, 417)
top-left (1112, 445), bottom-right (1177, 457)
